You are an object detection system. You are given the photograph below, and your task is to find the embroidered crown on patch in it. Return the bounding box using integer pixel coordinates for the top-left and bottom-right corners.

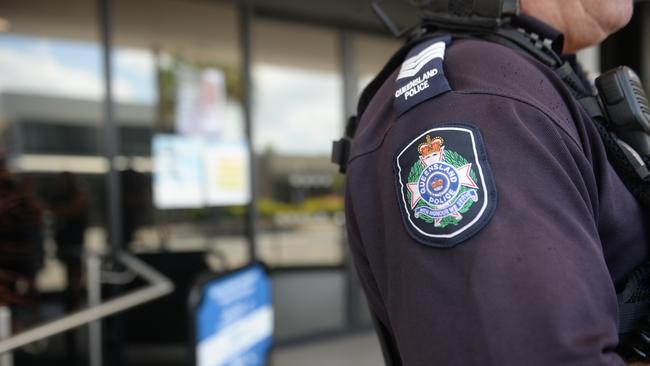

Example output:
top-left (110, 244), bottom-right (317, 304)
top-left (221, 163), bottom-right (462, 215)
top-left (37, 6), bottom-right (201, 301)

top-left (407, 134), bottom-right (479, 227)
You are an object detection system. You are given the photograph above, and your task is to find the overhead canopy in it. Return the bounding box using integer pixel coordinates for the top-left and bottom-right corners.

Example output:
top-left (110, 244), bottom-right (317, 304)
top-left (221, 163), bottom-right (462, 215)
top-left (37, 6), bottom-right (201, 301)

top-left (0, 0), bottom-right (412, 71)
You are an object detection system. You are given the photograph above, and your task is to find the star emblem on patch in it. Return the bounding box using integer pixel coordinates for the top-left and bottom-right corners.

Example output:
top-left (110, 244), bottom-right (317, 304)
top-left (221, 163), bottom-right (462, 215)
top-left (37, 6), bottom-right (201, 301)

top-left (395, 124), bottom-right (497, 247)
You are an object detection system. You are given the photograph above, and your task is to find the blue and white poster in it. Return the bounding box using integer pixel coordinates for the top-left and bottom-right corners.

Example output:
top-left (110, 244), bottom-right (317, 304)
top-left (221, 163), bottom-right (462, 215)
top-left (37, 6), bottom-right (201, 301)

top-left (152, 134), bottom-right (251, 209)
top-left (153, 134), bottom-right (205, 209)
top-left (195, 264), bottom-right (273, 366)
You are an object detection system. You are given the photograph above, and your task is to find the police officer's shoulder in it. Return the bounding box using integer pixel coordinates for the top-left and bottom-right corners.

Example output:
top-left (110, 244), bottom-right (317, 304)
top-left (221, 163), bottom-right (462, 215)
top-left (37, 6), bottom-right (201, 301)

top-left (443, 37), bottom-right (584, 152)
top-left (393, 35), bottom-right (579, 146)
top-left (388, 35), bottom-right (585, 248)
top-left (444, 37), bottom-right (571, 121)
top-left (394, 35), bottom-right (574, 122)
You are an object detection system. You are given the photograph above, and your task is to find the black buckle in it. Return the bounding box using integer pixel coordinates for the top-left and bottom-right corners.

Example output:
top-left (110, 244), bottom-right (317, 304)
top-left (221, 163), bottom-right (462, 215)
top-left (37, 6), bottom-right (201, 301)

top-left (616, 138), bottom-right (650, 181)
top-left (331, 116), bottom-right (359, 174)
top-left (331, 138), bottom-right (351, 174)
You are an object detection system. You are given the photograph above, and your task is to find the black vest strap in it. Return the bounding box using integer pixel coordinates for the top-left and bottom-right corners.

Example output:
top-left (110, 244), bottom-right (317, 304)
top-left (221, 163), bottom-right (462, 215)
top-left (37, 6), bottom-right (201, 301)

top-left (579, 96), bottom-right (604, 120)
top-left (618, 262), bottom-right (650, 334)
top-left (357, 34), bottom-right (441, 117)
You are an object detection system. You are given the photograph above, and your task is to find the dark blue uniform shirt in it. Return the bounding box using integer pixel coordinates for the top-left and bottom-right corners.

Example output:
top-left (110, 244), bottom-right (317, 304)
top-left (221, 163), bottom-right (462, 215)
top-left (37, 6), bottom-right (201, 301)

top-left (345, 19), bottom-right (650, 365)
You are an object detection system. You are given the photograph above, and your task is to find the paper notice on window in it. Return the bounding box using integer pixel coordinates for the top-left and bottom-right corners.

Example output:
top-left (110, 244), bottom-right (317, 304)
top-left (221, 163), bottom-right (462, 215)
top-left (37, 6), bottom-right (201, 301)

top-left (203, 141), bottom-right (251, 206)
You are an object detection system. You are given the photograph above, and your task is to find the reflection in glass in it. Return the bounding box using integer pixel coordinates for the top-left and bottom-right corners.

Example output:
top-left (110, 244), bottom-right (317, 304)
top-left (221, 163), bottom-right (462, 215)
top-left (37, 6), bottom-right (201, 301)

top-left (353, 33), bottom-right (401, 96)
top-left (111, 0), bottom-right (248, 270)
top-left (253, 19), bottom-right (344, 267)
top-left (0, 1), bottom-right (104, 362)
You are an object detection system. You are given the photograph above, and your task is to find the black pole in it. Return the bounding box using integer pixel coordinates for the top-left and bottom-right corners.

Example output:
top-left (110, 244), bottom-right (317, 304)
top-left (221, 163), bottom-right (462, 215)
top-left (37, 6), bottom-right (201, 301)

top-left (98, 1), bottom-right (124, 364)
top-left (240, 0), bottom-right (258, 262)
top-left (98, 0), bottom-right (122, 253)
top-left (641, 4), bottom-right (650, 89)
top-left (340, 29), bottom-right (364, 330)
top-left (341, 30), bottom-right (357, 119)
top-left (600, 2), bottom-right (647, 77)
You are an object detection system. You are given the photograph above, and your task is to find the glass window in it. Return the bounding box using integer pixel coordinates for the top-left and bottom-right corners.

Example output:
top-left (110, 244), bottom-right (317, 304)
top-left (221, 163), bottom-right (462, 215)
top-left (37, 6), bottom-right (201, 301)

top-left (0, 1), bottom-right (105, 362)
top-left (353, 33), bottom-right (401, 96)
top-left (0, 0), bottom-right (104, 280)
top-left (111, 0), bottom-right (248, 268)
top-left (252, 18), bottom-right (344, 267)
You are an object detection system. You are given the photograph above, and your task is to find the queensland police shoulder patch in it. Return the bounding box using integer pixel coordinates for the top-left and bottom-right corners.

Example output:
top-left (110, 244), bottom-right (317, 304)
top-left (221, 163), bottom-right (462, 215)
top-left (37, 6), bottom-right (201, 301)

top-left (394, 123), bottom-right (497, 248)
top-left (394, 36), bottom-right (452, 116)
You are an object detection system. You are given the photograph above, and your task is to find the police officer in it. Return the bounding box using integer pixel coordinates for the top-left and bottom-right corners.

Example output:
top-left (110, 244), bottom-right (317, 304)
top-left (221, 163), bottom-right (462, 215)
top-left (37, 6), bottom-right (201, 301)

top-left (340, 0), bottom-right (650, 364)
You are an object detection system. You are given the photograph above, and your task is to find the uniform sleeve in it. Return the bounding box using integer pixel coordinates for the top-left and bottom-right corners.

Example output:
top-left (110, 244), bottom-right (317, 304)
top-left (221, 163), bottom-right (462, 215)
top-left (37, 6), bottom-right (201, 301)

top-left (345, 93), bottom-right (626, 365)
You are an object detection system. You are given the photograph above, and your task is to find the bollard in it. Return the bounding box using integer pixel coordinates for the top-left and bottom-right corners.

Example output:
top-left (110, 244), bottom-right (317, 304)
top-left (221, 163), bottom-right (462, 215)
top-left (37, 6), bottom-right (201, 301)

top-left (0, 306), bottom-right (13, 366)
top-left (87, 254), bottom-right (102, 366)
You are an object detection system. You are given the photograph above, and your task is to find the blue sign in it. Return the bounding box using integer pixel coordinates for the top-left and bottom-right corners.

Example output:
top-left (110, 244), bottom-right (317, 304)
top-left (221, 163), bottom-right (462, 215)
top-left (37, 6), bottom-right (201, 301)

top-left (194, 264), bottom-right (273, 366)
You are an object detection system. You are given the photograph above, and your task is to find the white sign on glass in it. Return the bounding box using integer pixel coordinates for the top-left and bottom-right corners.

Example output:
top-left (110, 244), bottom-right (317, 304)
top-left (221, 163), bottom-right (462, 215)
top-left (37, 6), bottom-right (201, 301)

top-left (176, 66), bottom-right (227, 138)
top-left (153, 134), bottom-right (250, 209)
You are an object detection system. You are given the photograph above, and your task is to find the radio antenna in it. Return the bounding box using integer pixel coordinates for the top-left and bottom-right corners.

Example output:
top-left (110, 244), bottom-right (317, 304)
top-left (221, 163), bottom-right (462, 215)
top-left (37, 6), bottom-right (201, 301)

top-left (372, 2), bottom-right (410, 38)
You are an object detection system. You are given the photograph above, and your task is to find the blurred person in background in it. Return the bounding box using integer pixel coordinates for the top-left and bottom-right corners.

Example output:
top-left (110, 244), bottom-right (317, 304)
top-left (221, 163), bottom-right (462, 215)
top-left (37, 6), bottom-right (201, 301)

top-left (50, 171), bottom-right (88, 365)
top-left (50, 171), bottom-right (88, 263)
top-left (0, 158), bottom-right (44, 307)
top-left (120, 166), bottom-right (152, 247)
